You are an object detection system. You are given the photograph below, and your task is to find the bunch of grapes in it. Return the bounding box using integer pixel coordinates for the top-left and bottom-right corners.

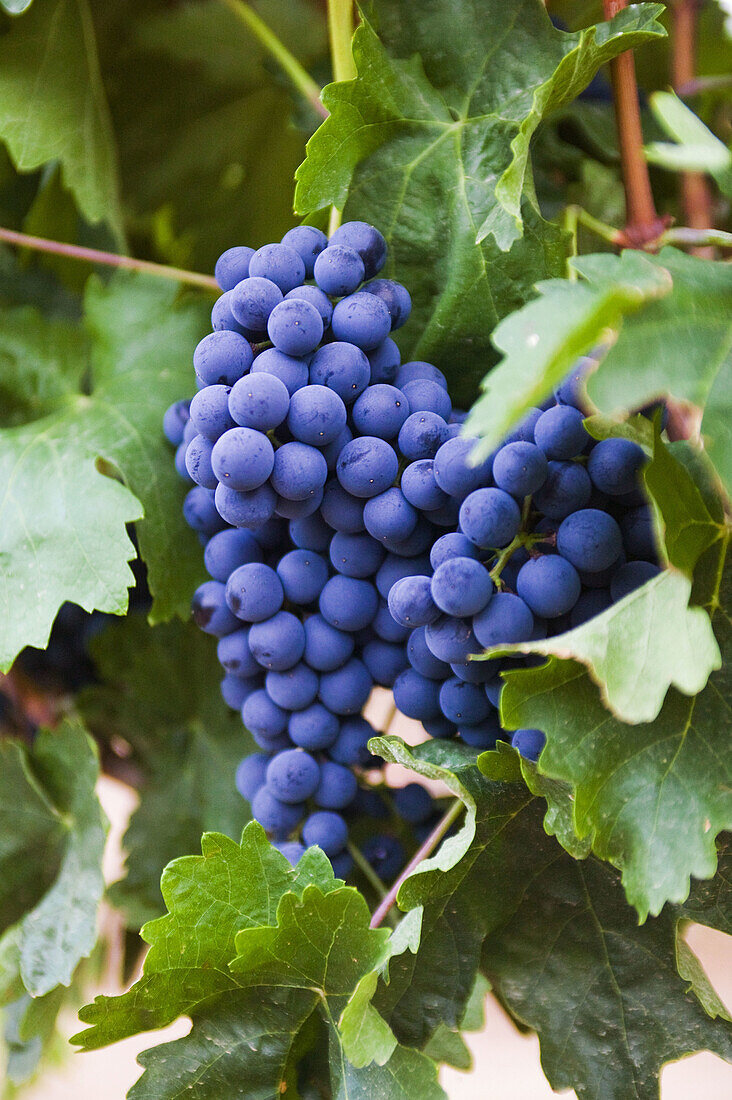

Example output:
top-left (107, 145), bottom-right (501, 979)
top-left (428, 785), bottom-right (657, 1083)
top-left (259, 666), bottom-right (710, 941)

top-left (164, 220), bottom-right (660, 878)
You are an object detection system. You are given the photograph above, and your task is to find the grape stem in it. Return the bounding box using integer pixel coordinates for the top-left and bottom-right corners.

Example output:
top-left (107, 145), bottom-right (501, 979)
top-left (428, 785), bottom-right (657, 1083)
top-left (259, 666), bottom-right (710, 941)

top-left (221, 0), bottom-right (328, 119)
top-left (326, 0), bottom-right (357, 235)
top-left (347, 841), bottom-right (390, 900)
top-left (0, 227), bottom-right (219, 291)
top-left (370, 799), bottom-right (464, 928)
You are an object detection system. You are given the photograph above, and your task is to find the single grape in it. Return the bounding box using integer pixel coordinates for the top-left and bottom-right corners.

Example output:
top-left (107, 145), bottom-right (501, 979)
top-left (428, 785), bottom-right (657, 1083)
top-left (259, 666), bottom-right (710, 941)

top-left (610, 560), bottom-right (660, 601)
top-left (492, 441), bottom-right (548, 497)
top-left (211, 427), bottom-right (274, 491)
top-left (189, 385), bottom-right (235, 441)
top-left (570, 587), bottom-right (612, 627)
top-left (284, 283), bottom-right (333, 326)
top-left (271, 442), bottom-right (328, 501)
top-left (249, 243), bottom-right (306, 293)
top-left (394, 783), bottom-right (433, 824)
top-left (221, 674), bottom-right (257, 710)
top-left (267, 298), bottom-right (324, 356)
top-left (393, 668), bottom-right (441, 720)
top-left (225, 562), bottom-right (284, 622)
top-left (235, 752), bottom-right (269, 800)
top-left (303, 614), bottom-right (355, 671)
top-left (375, 553), bottom-right (431, 599)
top-left (439, 678), bottom-right (491, 724)
top-left (362, 639), bottom-right (409, 686)
top-left (372, 599), bottom-right (411, 642)
top-left (250, 347), bottom-right (309, 395)
top-left (163, 399), bottom-right (191, 446)
top-left (265, 663), bottom-right (319, 711)
top-left (313, 761), bottom-right (358, 810)
top-left (368, 337), bottom-right (401, 384)
top-left (229, 276), bottom-right (283, 330)
top-left (532, 460), bottom-right (592, 520)
top-left (319, 657), bottom-right (373, 714)
top-left (397, 411), bottom-right (449, 460)
top-left (352, 384), bottom-right (410, 439)
top-left (620, 505), bottom-right (656, 559)
top-left (331, 291), bottom-right (391, 350)
top-left (429, 532), bottom-right (481, 570)
top-left (276, 549), bottom-right (329, 605)
top-left (516, 555), bottom-right (581, 618)
top-left (472, 592), bottom-right (534, 648)
top-left (276, 489), bottom-right (324, 520)
top-left (422, 716), bottom-right (457, 740)
top-left (431, 557), bottom-right (493, 617)
top-left (289, 512), bottom-right (331, 552)
top-left (407, 626), bottom-right (451, 679)
top-left (401, 379), bottom-right (452, 421)
top-left (331, 850), bottom-right (355, 876)
top-left (329, 717), bottom-right (379, 767)
top-left (288, 702), bottom-right (340, 750)
top-left (381, 515), bottom-right (436, 557)
top-left (249, 610), bottom-right (306, 671)
top-left (433, 436), bottom-right (488, 499)
top-left (319, 575), bottom-right (379, 632)
top-left (217, 628), bottom-right (260, 678)
top-left (214, 482), bottom-right (277, 528)
top-left (287, 385), bottom-right (347, 446)
top-left (450, 658), bottom-right (499, 684)
top-left (280, 225), bottom-right (328, 277)
top-left (459, 714), bottom-right (502, 749)
top-left (362, 834), bottom-right (405, 880)
top-left (557, 508), bottom-right (623, 573)
top-left (302, 811), bottom-right (348, 856)
top-left (313, 245), bottom-right (365, 296)
top-left (388, 575), bottom-right (438, 627)
top-left (266, 747), bottom-right (320, 803)
top-left (321, 481), bottom-right (366, 533)
top-left (242, 689), bottom-right (288, 739)
top-left (192, 580), bottom-right (240, 636)
top-left (336, 436), bottom-right (399, 498)
top-left (401, 459), bottom-right (449, 511)
top-left (183, 487), bottom-right (227, 537)
top-left (588, 438), bottom-right (646, 496)
top-left (275, 841), bottom-right (306, 867)
top-left (175, 441), bottom-right (194, 482)
top-left (364, 487), bottom-right (418, 542)
top-left (185, 435), bottom-right (218, 489)
top-left (533, 405), bottom-right (588, 459)
top-left (251, 787), bottom-right (304, 837)
top-left (511, 728), bottom-right (546, 761)
top-left (229, 371), bottom-right (290, 431)
top-left (211, 291), bottom-right (250, 335)
top-left (424, 615), bottom-right (478, 664)
top-left (459, 488), bottom-right (521, 549)
top-left (215, 245), bottom-right (255, 291)
top-left (309, 342), bottom-right (371, 403)
top-left (329, 531), bottom-right (385, 578)
top-left (363, 278), bottom-right (411, 329)
top-left (329, 221), bottom-right (386, 277)
top-left (502, 407), bottom-right (543, 446)
top-left (395, 361), bottom-right (448, 390)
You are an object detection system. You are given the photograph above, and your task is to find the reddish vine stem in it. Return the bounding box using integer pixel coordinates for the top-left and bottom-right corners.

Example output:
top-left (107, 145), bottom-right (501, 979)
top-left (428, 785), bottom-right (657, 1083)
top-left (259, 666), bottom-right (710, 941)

top-left (603, 0), bottom-right (668, 247)
top-left (370, 799), bottom-right (464, 928)
top-left (0, 227), bottom-right (219, 291)
top-left (671, 0), bottom-right (714, 256)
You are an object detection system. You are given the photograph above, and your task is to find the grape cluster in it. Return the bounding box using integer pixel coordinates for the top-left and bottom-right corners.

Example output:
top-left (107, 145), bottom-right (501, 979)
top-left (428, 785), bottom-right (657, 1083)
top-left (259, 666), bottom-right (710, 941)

top-left (164, 220), bottom-right (660, 879)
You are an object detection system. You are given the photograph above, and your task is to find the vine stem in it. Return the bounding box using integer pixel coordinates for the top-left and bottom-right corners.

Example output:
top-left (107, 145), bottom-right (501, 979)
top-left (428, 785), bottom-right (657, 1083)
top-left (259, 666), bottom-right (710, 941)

top-left (370, 799), bottom-right (464, 928)
top-left (0, 227), bottom-right (219, 291)
top-left (603, 0), bottom-right (666, 247)
top-left (327, 0), bottom-right (357, 235)
top-left (670, 0), bottom-right (714, 256)
top-left (222, 0), bottom-right (327, 119)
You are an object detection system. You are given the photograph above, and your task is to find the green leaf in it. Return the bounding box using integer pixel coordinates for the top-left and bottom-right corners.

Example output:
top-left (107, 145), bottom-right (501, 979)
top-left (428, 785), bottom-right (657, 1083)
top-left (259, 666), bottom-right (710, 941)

top-left (422, 972), bottom-right (490, 1071)
top-left (0, 719), bottom-right (106, 997)
top-left (0, 0), bottom-right (123, 239)
top-left (79, 614), bottom-right (255, 927)
top-left (500, 545), bottom-right (732, 920)
top-left (645, 91), bottom-right (732, 196)
top-left (677, 835), bottom-right (732, 936)
top-left (296, 2), bottom-right (664, 402)
top-left (75, 824), bottom-right (443, 1099)
top-left (481, 848), bottom-right (732, 1100)
top-left (0, 272), bottom-right (209, 669)
top-left (464, 249), bottom-right (673, 457)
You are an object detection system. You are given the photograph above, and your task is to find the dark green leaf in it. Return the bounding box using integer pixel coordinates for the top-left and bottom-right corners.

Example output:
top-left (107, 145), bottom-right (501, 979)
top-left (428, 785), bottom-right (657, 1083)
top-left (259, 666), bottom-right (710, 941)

top-left (0, 0), bottom-right (123, 238)
top-left (296, 1), bottom-right (664, 401)
top-left (80, 614), bottom-right (255, 927)
top-left (0, 719), bottom-right (106, 997)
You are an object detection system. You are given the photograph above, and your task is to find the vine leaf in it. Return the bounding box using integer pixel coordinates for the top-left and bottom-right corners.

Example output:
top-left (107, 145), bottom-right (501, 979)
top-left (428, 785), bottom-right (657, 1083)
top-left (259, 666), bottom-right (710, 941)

top-left (372, 739), bottom-right (732, 1099)
top-left (500, 541), bottom-right (731, 921)
top-left (0, 272), bottom-right (209, 670)
top-left (0, 0), bottom-right (124, 239)
top-left (465, 248), bottom-right (732, 496)
top-left (78, 615), bottom-right (254, 927)
top-left (0, 719), bottom-right (106, 997)
top-left (296, 1), bottom-right (665, 402)
top-left (481, 848), bottom-right (732, 1100)
top-left (74, 823), bottom-right (444, 1099)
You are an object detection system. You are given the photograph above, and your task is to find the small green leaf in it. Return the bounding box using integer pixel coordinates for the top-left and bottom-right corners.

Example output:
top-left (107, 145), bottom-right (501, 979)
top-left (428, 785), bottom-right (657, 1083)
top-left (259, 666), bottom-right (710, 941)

top-left (0, 0), bottom-right (124, 239)
top-left (645, 91), bottom-right (732, 195)
top-left (296, 2), bottom-right (664, 401)
top-left (0, 719), bottom-right (106, 997)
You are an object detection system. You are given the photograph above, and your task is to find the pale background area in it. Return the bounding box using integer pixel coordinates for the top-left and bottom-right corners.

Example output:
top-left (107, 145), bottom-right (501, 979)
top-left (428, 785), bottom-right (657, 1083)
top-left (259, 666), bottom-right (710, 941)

top-left (24, 699), bottom-right (732, 1100)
